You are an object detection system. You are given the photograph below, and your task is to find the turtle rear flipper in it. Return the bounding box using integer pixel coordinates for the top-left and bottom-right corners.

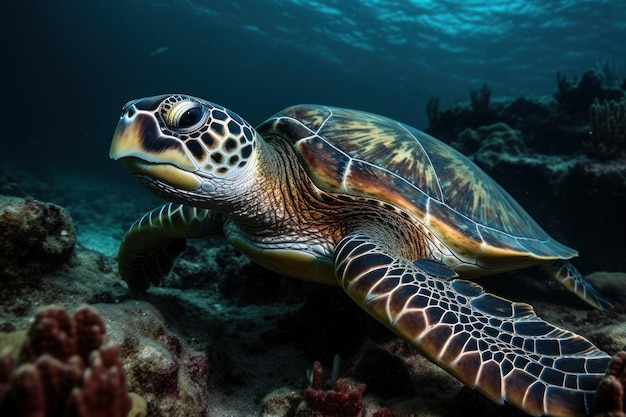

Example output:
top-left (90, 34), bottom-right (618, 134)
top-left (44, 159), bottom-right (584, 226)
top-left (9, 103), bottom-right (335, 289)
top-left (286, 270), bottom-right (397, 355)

top-left (543, 260), bottom-right (612, 310)
top-left (118, 203), bottom-right (221, 291)
top-left (334, 232), bottom-right (611, 417)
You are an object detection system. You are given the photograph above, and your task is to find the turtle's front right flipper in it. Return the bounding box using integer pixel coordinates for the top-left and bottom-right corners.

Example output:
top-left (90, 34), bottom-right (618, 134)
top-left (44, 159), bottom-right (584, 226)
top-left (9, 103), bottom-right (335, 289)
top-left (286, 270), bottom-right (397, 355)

top-left (334, 232), bottom-right (611, 417)
top-left (118, 203), bottom-right (222, 291)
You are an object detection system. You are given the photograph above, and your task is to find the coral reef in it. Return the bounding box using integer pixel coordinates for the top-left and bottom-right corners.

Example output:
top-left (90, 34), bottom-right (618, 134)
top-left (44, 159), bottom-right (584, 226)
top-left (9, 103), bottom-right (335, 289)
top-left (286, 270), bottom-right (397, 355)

top-left (0, 196), bottom-right (76, 279)
top-left (303, 360), bottom-right (365, 417)
top-left (469, 83), bottom-right (491, 111)
top-left (261, 388), bottom-right (304, 417)
top-left (454, 122), bottom-right (525, 157)
top-left (593, 352), bottom-right (626, 417)
top-left (425, 68), bottom-right (626, 273)
top-left (0, 189), bottom-right (621, 417)
top-left (555, 69), bottom-right (626, 112)
top-left (555, 70), bottom-right (611, 115)
top-left (0, 305), bottom-right (144, 417)
top-left (429, 69), bottom-right (625, 157)
top-left (93, 300), bottom-right (245, 417)
top-left (588, 97), bottom-right (626, 160)
top-left (1, 65), bottom-right (625, 416)
top-left (260, 359), bottom-right (375, 417)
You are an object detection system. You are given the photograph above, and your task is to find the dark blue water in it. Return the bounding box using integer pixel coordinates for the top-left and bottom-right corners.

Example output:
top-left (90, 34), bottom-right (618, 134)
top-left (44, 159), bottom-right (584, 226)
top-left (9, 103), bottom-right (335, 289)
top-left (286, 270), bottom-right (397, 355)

top-left (4, 0), bottom-right (624, 177)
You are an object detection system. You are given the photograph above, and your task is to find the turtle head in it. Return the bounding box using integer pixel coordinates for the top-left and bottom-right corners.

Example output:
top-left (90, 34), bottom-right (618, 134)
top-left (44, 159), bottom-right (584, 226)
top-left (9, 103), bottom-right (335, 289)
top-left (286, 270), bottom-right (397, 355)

top-left (110, 94), bottom-right (259, 206)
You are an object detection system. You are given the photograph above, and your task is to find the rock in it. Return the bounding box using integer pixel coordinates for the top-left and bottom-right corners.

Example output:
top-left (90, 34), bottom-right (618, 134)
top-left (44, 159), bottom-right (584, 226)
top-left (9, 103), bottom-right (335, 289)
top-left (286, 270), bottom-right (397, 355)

top-left (0, 196), bottom-right (76, 279)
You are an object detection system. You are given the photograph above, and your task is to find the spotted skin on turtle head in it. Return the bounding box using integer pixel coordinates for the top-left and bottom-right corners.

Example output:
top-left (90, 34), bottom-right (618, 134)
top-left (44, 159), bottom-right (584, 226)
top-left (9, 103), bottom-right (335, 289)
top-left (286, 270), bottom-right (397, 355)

top-left (111, 94), bottom-right (257, 179)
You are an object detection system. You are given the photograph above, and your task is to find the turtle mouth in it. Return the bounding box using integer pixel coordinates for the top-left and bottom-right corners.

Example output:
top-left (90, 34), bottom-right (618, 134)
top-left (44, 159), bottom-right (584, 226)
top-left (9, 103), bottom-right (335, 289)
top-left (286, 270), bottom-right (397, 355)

top-left (120, 157), bottom-right (202, 192)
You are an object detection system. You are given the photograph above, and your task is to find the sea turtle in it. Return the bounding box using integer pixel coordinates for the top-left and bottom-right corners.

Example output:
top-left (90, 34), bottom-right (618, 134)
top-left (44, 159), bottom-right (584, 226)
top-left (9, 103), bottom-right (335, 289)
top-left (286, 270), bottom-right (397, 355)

top-left (110, 94), bottom-right (612, 417)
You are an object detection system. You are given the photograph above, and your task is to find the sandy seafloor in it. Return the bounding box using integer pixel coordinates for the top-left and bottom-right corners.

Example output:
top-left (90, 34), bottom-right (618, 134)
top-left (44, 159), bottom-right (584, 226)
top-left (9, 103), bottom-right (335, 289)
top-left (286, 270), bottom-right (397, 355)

top-left (0, 164), bottom-right (625, 417)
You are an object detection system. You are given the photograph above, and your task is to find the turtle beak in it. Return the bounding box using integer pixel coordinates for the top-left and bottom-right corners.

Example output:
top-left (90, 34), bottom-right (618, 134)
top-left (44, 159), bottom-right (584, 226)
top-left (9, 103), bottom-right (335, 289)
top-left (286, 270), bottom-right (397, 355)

top-left (109, 106), bottom-right (147, 161)
top-left (110, 98), bottom-right (202, 192)
top-left (116, 157), bottom-right (202, 192)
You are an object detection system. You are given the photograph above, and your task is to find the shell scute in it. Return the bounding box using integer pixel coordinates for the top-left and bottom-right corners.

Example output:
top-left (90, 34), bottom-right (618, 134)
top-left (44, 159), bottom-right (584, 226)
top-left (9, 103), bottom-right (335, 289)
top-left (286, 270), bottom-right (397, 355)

top-left (313, 108), bottom-right (444, 201)
top-left (280, 105), bottom-right (331, 133)
top-left (343, 160), bottom-right (431, 221)
top-left (426, 199), bottom-right (483, 261)
top-left (519, 236), bottom-right (574, 259)
top-left (293, 135), bottom-right (347, 193)
top-left (257, 104), bottom-right (578, 264)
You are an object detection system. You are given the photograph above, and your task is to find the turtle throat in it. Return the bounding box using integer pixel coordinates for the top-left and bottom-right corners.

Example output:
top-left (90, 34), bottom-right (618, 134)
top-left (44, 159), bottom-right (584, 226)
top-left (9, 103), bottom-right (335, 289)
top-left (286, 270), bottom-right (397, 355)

top-left (225, 137), bottom-right (325, 238)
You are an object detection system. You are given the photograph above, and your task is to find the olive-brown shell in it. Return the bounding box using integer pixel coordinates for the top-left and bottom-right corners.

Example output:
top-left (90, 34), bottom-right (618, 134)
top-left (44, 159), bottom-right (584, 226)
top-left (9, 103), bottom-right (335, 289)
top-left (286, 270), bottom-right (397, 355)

top-left (257, 105), bottom-right (575, 265)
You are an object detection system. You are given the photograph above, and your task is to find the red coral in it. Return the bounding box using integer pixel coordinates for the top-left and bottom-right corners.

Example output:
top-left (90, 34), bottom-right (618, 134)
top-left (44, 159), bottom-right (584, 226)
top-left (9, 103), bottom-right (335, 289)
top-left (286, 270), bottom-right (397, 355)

top-left (18, 306), bottom-right (106, 368)
top-left (372, 409), bottom-right (394, 417)
top-left (185, 353), bottom-right (208, 382)
top-left (304, 361), bottom-right (365, 417)
top-left (67, 346), bottom-right (129, 417)
top-left (35, 355), bottom-right (83, 415)
top-left (73, 307), bottom-right (107, 364)
top-left (20, 306), bottom-right (80, 363)
top-left (0, 305), bottom-right (132, 417)
top-left (162, 335), bottom-right (183, 356)
top-left (594, 351), bottom-right (626, 417)
top-left (10, 363), bottom-right (46, 417)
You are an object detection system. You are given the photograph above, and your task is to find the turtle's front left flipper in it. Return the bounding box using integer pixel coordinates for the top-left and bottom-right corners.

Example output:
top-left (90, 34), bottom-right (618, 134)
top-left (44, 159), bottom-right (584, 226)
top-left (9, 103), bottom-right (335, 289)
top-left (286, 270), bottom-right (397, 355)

top-left (334, 232), bottom-right (611, 417)
top-left (118, 203), bottom-right (222, 291)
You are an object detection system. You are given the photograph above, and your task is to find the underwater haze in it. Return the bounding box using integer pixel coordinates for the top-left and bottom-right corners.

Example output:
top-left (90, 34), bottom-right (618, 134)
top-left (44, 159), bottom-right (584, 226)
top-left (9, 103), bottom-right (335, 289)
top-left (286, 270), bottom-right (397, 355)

top-left (4, 0), bottom-right (625, 177)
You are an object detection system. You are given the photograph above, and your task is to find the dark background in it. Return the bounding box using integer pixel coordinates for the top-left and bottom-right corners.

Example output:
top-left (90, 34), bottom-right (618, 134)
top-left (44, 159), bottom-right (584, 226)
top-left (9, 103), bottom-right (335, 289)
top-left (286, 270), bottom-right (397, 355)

top-left (3, 0), bottom-right (624, 180)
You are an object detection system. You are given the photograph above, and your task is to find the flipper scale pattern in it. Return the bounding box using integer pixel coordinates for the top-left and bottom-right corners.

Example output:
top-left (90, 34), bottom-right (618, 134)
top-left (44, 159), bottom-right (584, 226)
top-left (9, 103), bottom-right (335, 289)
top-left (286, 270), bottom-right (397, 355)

top-left (334, 233), bottom-right (611, 417)
top-left (118, 203), bottom-right (218, 291)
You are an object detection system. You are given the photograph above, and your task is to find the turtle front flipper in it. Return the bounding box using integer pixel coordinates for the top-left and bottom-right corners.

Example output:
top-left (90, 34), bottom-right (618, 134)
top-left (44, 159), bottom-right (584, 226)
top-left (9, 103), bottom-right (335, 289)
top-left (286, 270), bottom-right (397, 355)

top-left (334, 232), bottom-right (611, 417)
top-left (543, 260), bottom-right (612, 310)
top-left (118, 203), bottom-right (222, 291)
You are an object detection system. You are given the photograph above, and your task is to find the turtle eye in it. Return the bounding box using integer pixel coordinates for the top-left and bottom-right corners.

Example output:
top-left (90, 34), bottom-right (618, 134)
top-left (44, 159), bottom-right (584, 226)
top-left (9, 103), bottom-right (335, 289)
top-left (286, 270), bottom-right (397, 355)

top-left (162, 99), bottom-right (208, 132)
top-left (178, 107), bottom-right (203, 127)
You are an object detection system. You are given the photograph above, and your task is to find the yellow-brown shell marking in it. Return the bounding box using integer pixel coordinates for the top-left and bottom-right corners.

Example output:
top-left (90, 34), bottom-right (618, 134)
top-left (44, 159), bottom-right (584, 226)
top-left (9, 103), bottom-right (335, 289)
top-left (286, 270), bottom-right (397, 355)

top-left (258, 105), bottom-right (577, 267)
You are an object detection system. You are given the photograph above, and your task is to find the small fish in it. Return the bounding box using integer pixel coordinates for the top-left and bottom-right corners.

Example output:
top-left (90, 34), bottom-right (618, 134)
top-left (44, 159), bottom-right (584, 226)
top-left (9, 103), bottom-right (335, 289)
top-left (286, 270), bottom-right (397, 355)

top-left (149, 47), bottom-right (169, 58)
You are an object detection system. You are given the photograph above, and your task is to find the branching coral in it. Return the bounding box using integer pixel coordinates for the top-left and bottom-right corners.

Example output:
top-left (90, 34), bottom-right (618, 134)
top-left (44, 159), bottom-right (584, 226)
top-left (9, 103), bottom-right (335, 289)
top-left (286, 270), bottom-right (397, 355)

top-left (556, 70), bottom-right (625, 116)
top-left (304, 361), bottom-right (365, 417)
top-left (0, 305), bottom-right (138, 417)
top-left (587, 97), bottom-right (626, 160)
top-left (556, 70), bottom-right (605, 114)
top-left (470, 84), bottom-right (491, 111)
